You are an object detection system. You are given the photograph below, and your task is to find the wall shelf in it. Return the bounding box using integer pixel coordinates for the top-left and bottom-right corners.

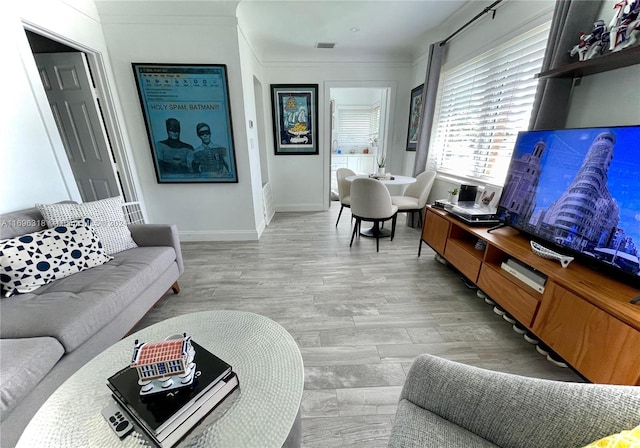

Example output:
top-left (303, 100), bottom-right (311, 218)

top-left (536, 45), bottom-right (640, 79)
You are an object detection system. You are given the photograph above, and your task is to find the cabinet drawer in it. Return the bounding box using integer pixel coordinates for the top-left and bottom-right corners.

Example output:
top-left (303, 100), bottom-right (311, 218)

top-left (422, 210), bottom-right (450, 255)
top-left (444, 240), bottom-right (482, 283)
top-left (533, 283), bottom-right (640, 385)
top-left (477, 264), bottom-right (539, 327)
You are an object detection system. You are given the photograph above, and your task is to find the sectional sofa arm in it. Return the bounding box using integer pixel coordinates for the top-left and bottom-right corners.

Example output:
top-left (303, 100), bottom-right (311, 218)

top-left (399, 354), bottom-right (640, 448)
top-left (128, 224), bottom-right (184, 274)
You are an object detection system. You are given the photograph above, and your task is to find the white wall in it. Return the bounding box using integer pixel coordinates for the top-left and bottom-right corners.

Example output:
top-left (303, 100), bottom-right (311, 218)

top-left (5, 0), bottom-right (148, 217)
top-left (98, 4), bottom-right (259, 241)
top-left (404, 0), bottom-right (638, 200)
top-left (4, 0), bottom-right (411, 233)
top-left (2, 12), bottom-right (72, 212)
top-left (6, 0), bottom-right (637, 235)
top-left (1, 0), bottom-right (110, 213)
top-left (409, 0), bottom-right (555, 86)
top-left (566, 65), bottom-right (640, 127)
top-left (237, 27), bottom-right (267, 235)
top-left (566, 0), bottom-right (640, 127)
top-left (261, 64), bottom-right (412, 211)
top-left (403, 0), bottom-right (556, 179)
top-left (331, 88), bottom-right (383, 106)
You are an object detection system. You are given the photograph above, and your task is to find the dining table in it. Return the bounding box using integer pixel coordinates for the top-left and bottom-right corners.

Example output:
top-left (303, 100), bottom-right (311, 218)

top-left (344, 174), bottom-right (417, 187)
top-left (345, 174), bottom-right (416, 238)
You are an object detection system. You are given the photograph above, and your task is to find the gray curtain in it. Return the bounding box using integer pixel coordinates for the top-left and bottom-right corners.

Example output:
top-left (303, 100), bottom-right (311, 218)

top-left (412, 41), bottom-right (445, 177)
top-left (529, 0), bottom-right (602, 130)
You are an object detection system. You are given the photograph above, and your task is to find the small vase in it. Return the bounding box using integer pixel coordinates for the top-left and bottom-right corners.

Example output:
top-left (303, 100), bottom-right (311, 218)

top-left (448, 194), bottom-right (458, 204)
top-left (377, 167), bottom-right (385, 176)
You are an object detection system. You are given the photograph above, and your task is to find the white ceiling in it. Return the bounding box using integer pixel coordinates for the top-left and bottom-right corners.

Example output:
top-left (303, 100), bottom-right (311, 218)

top-left (237, 1), bottom-right (468, 62)
top-left (95, 0), bottom-right (469, 63)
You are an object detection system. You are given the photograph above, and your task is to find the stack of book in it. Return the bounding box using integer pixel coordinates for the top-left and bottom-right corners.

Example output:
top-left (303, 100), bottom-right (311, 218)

top-left (107, 342), bottom-right (238, 448)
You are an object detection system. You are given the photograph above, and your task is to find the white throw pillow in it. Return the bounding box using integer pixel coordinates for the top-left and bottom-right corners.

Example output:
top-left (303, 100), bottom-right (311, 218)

top-left (36, 197), bottom-right (137, 255)
top-left (0, 219), bottom-right (113, 296)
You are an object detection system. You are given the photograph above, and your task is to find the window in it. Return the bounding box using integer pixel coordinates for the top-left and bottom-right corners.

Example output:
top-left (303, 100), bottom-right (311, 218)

top-left (140, 365), bottom-right (155, 378)
top-left (428, 23), bottom-right (550, 186)
top-left (336, 107), bottom-right (377, 149)
top-left (168, 359), bottom-right (184, 373)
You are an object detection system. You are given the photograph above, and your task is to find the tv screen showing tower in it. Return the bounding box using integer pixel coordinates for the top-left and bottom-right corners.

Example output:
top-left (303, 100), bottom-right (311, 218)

top-left (497, 126), bottom-right (640, 277)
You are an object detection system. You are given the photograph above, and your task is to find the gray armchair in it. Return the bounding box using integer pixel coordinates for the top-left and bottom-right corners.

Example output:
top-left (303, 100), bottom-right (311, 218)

top-left (389, 354), bottom-right (640, 448)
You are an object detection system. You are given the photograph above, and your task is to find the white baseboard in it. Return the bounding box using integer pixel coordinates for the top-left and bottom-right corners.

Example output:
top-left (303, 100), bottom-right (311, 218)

top-left (275, 203), bottom-right (325, 212)
top-left (179, 230), bottom-right (259, 242)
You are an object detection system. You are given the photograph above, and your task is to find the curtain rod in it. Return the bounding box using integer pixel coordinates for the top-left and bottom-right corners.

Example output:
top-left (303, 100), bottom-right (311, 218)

top-left (440, 0), bottom-right (504, 46)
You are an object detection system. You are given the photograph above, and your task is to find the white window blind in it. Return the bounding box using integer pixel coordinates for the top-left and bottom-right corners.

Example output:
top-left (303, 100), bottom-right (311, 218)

top-left (370, 106), bottom-right (380, 136)
top-left (370, 106), bottom-right (381, 147)
top-left (429, 23), bottom-right (550, 186)
top-left (337, 107), bottom-right (373, 147)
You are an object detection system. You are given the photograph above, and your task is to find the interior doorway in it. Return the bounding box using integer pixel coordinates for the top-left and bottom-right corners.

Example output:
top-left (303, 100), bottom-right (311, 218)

top-left (24, 29), bottom-right (129, 203)
top-left (253, 75), bottom-right (274, 225)
top-left (328, 87), bottom-right (390, 200)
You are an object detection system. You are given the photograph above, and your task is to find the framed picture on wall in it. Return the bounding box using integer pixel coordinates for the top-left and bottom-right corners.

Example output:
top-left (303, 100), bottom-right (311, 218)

top-left (406, 83), bottom-right (424, 151)
top-left (132, 63), bottom-right (238, 183)
top-left (270, 84), bottom-right (319, 155)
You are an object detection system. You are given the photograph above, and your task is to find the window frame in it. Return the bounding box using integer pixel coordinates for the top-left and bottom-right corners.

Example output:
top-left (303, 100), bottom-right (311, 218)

top-left (335, 105), bottom-right (379, 151)
top-left (427, 22), bottom-right (551, 187)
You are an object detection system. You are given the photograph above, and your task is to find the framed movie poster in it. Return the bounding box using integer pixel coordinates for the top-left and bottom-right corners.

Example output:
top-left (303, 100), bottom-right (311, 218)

top-left (132, 63), bottom-right (238, 183)
top-left (406, 84), bottom-right (424, 151)
top-left (270, 84), bottom-right (318, 155)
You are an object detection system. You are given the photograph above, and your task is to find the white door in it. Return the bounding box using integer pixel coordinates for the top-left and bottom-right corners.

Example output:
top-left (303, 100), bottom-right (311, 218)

top-left (34, 52), bottom-right (121, 202)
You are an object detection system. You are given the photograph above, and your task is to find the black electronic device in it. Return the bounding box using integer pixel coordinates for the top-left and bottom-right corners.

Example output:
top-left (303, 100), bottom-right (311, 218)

top-left (487, 212), bottom-right (512, 233)
top-left (495, 125), bottom-right (640, 286)
top-left (444, 201), bottom-right (500, 226)
top-left (500, 258), bottom-right (547, 293)
top-left (458, 184), bottom-right (478, 203)
top-left (432, 200), bottom-right (448, 209)
top-left (101, 401), bottom-right (134, 438)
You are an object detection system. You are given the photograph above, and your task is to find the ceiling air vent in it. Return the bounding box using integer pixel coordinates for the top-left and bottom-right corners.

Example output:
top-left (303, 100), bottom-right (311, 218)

top-left (315, 42), bottom-right (336, 49)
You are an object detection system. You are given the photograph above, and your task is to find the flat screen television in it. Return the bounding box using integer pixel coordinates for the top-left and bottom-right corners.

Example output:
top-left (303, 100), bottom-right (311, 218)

top-left (495, 125), bottom-right (640, 285)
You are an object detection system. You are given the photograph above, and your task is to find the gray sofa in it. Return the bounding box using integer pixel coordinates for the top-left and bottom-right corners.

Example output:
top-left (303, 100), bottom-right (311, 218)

top-left (389, 354), bottom-right (640, 447)
top-left (0, 205), bottom-right (184, 448)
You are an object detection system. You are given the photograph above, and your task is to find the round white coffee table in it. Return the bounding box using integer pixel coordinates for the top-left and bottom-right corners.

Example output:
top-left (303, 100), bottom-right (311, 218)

top-left (17, 311), bottom-right (304, 448)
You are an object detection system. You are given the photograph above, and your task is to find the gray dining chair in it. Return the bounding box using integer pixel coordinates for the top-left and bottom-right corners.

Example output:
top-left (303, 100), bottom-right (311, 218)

top-left (335, 168), bottom-right (356, 227)
top-left (350, 177), bottom-right (398, 252)
top-left (391, 170), bottom-right (436, 228)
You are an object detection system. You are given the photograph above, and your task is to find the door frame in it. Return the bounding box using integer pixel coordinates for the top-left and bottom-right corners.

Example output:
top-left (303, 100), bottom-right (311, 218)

top-left (22, 22), bottom-right (142, 207)
top-left (323, 81), bottom-right (396, 210)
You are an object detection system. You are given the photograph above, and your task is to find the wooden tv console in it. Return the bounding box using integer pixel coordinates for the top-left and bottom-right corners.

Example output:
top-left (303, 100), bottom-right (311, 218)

top-left (420, 206), bottom-right (640, 385)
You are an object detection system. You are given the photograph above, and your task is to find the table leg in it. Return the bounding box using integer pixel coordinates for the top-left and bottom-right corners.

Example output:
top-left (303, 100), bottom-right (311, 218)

top-left (360, 222), bottom-right (391, 238)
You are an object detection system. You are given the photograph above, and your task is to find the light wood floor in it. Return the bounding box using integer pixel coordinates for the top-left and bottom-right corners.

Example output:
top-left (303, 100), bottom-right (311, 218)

top-left (132, 204), bottom-right (583, 447)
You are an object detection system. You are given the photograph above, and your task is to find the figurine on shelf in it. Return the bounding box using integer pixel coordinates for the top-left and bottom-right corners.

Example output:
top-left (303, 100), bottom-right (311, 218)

top-left (569, 31), bottom-right (591, 61)
top-left (130, 333), bottom-right (197, 397)
top-left (609, 0), bottom-right (640, 51)
top-left (569, 20), bottom-right (609, 61)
